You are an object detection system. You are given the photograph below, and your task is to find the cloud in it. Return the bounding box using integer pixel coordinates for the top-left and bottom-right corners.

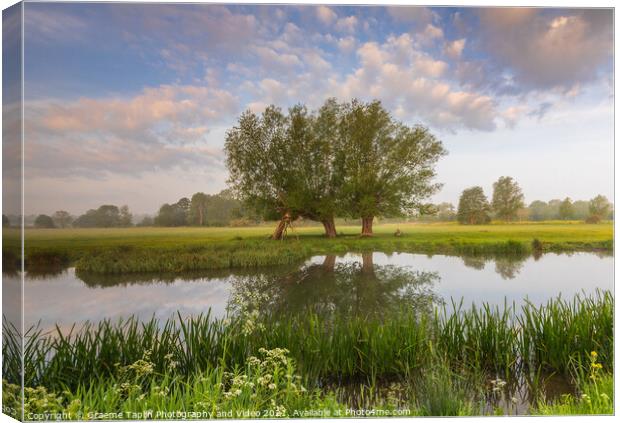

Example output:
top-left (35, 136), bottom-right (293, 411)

top-left (327, 34), bottom-right (498, 131)
top-left (387, 6), bottom-right (436, 26)
top-left (501, 105), bottom-right (528, 129)
top-left (24, 6), bottom-right (88, 43)
top-left (24, 84), bottom-right (238, 179)
top-left (416, 24), bottom-right (444, 45)
top-left (477, 8), bottom-right (613, 91)
top-left (316, 5), bottom-right (337, 25)
top-left (444, 38), bottom-right (466, 59)
top-left (254, 46), bottom-right (303, 71)
top-left (335, 16), bottom-right (358, 33)
top-left (337, 36), bottom-right (357, 54)
top-left (527, 102), bottom-right (553, 120)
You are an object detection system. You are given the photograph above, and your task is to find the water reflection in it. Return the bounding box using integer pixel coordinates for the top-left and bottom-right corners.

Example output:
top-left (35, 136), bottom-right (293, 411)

top-left (459, 254), bottom-right (528, 280)
top-left (18, 251), bottom-right (614, 332)
top-left (228, 254), bottom-right (441, 320)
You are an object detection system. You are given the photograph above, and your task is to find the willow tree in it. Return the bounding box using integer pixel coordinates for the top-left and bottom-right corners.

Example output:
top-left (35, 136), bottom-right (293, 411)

top-left (225, 102), bottom-right (342, 239)
top-left (285, 99), bottom-right (343, 237)
top-left (336, 100), bottom-right (446, 236)
top-left (225, 106), bottom-right (294, 239)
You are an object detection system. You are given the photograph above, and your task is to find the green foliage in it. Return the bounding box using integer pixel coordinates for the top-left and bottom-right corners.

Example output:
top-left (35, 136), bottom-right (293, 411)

top-left (535, 353), bottom-right (613, 415)
top-left (491, 176), bottom-right (525, 221)
top-left (11, 222), bottom-right (613, 273)
top-left (3, 292), bottom-right (613, 417)
top-left (73, 205), bottom-right (132, 228)
top-left (154, 200), bottom-right (188, 227)
top-left (225, 99), bottom-right (446, 236)
top-left (519, 291), bottom-right (613, 375)
top-left (457, 187), bottom-right (491, 224)
top-left (34, 214), bottom-right (55, 228)
top-left (588, 195), bottom-right (611, 222)
top-left (336, 100), bottom-right (446, 224)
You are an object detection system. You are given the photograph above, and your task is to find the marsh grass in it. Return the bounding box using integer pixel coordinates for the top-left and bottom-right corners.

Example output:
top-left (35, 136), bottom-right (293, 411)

top-left (5, 292), bottom-right (612, 400)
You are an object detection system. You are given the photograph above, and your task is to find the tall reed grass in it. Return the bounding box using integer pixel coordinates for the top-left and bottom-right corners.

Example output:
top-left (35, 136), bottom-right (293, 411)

top-left (4, 291), bottom-right (612, 394)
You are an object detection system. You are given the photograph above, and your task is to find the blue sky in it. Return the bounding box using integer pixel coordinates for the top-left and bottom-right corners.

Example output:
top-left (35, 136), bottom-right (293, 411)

top-left (11, 3), bottom-right (614, 215)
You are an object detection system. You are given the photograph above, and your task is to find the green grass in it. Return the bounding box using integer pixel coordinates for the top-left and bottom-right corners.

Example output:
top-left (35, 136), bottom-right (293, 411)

top-left (2, 291), bottom-right (613, 418)
top-left (3, 221), bottom-right (612, 273)
top-left (3, 292), bottom-right (612, 416)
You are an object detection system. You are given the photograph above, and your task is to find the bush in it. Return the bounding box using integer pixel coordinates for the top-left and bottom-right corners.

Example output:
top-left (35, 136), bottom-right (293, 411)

top-left (585, 215), bottom-right (601, 224)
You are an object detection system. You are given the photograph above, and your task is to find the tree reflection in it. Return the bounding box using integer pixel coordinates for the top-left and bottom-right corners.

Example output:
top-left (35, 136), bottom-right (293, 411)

top-left (227, 253), bottom-right (442, 321)
top-left (460, 254), bottom-right (529, 280)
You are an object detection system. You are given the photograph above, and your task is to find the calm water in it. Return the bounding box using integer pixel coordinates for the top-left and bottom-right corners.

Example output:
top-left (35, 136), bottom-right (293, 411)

top-left (16, 251), bottom-right (613, 332)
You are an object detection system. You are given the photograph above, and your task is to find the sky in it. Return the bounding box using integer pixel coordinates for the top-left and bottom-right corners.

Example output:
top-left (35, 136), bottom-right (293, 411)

top-left (5, 2), bottom-right (614, 215)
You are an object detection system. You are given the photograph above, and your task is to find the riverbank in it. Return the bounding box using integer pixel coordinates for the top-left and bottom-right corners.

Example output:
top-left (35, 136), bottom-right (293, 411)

top-left (2, 291), bottom-right (613, 417)
top-left (3, 222), bottom-right (613, 274)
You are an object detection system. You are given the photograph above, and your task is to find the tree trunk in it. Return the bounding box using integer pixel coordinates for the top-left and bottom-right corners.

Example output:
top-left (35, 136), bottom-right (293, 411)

top-left (361, 216), bottom-right (374, 236)
top-left (271, 218), bottom-right (287, 240)
top-left (361, 252), bottom-right (374, 275)
top-left (321, 216), bottom-right (337, 238)
top-left (322, 255), bottom-right (336, 271)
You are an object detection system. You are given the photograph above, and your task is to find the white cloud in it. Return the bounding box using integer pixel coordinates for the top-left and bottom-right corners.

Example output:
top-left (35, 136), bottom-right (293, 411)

top-left (337, 36), bottom-right (357, 54)
top-left (316, 5), bottom-right (337, 25)
top-left (416, 24), bottom-right (444, 46)
top-left (444, 38), bottom-right (466, 59)
top-left (335, 16), bottom-right (358, 33)
top-left (24, 84), bottom-right (238, 179)
top-left (325, 35), bottom-right (498, 131)
top-left (254, 46), bottom-right (302, 70)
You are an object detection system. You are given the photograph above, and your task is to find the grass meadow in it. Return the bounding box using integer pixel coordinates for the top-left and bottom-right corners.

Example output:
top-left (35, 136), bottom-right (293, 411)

top-left (4, 221), bottom-right (613, 274)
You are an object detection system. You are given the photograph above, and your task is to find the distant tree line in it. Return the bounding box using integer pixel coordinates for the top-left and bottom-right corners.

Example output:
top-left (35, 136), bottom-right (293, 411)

top-left (25, 205), bottom-right (134, 229)
top-left (417, 176), bottom-right (612, 224)
top-left (153, 189), bottom-right (246, 227)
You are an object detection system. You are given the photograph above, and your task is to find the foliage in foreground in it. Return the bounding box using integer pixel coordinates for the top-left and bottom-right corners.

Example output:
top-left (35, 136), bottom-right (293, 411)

top-left (4, 291), bottom-right (612, 393)
top-left (535, 352), bottom-right (613, 415)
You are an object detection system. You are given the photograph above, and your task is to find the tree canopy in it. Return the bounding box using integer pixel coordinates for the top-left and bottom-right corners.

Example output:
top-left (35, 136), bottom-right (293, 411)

top-left (336, 100), bottom-right (446, 235)
top-left (588, 195), bottom-right (611, 223)
top-left (491, 176), bottom-right (525, 221)
top-left (73, 205), bottom-right (132, 228)
top-left (457, 186), bottom-right (491, 224)
top-left (225, 98), bottom-right (446, 238)
top-left (34, 214), bottom-right (55, 228)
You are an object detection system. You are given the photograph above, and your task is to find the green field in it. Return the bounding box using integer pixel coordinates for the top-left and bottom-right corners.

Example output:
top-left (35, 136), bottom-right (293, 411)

top-left (3, 221), bottom-right (613, 274)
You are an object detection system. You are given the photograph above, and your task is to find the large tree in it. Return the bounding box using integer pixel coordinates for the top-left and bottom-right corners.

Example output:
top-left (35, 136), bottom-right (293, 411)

top-left (225, 102), bottom-right (344, 238)
top-left (154, 198), bottom-right (189, 227)
top-left (336, 100), bottom-right (446, 236)
top-left (285, 100), bottom-right (343, 237)
top-left (491, 176), bottom-right (525, 221)
top-left (225, 106), bottom-right (298, 239)
top-left (457, 186), bottom-right (491, 224)
top-left (189, 192), bottom-right (209, 226)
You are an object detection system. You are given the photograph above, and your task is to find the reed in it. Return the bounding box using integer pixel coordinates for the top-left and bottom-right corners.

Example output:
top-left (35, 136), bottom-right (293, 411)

top-left (4, 291), bottom-right (612, 395)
